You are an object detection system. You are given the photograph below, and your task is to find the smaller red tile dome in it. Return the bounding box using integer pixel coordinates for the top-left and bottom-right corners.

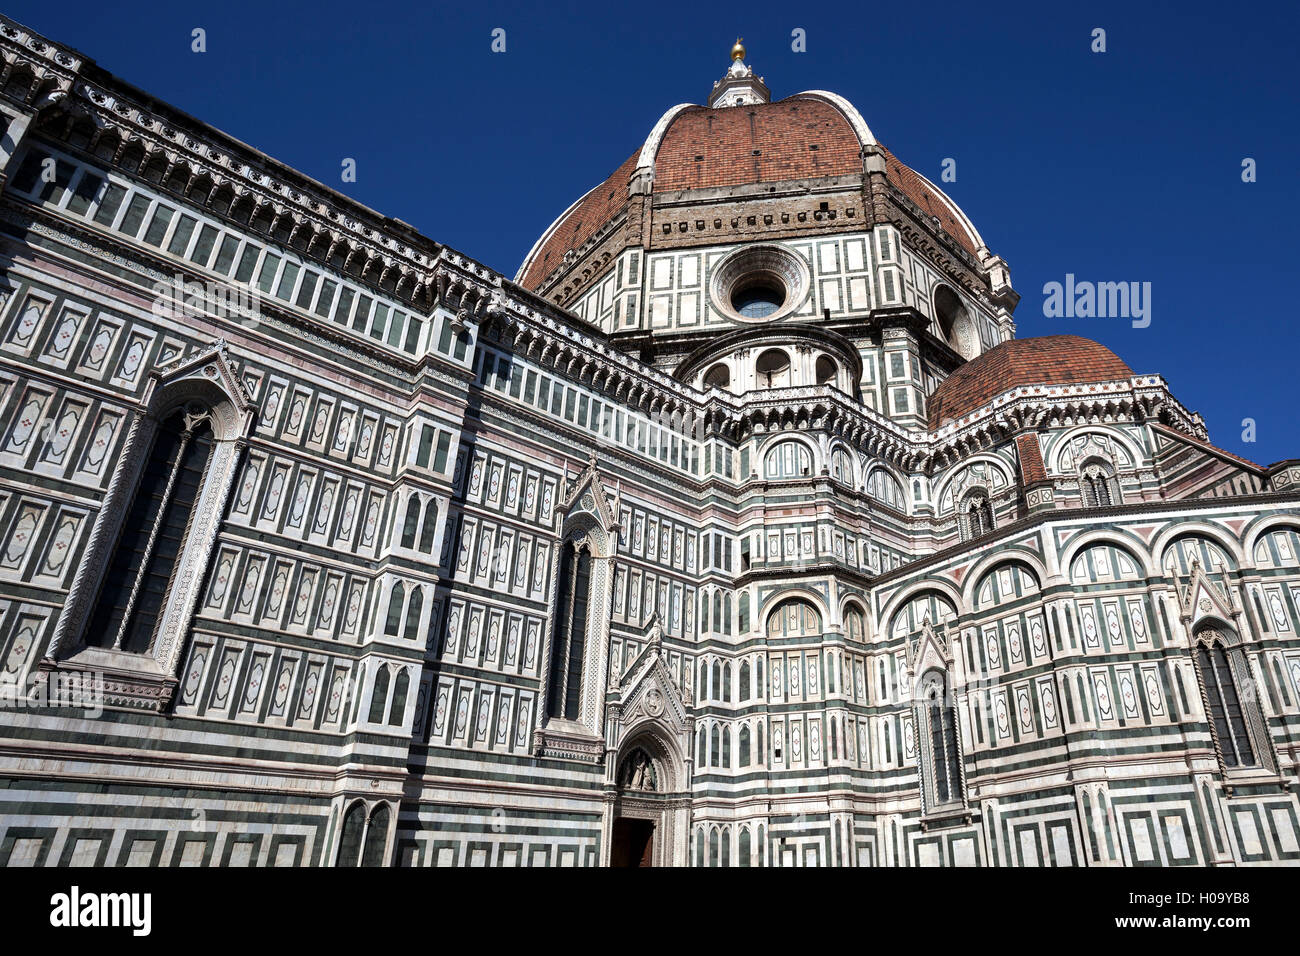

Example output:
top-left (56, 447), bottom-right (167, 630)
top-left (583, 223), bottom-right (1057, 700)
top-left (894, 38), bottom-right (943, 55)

top-left (927, 335), bottom-right (1134, 429)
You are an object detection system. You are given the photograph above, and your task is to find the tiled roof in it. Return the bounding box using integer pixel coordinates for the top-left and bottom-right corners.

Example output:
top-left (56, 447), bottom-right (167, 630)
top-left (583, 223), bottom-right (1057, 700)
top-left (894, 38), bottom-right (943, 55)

top-left (1150, 423), bottom-right (1264, 473)
top-left (927, 335), bottom-right (1135, 429)
top-left (880, 145), bottom-right (978, 257)
top-left (653, 100), bottom-right (861, 192)
top-left (518, 94), bottom-right (984, 292)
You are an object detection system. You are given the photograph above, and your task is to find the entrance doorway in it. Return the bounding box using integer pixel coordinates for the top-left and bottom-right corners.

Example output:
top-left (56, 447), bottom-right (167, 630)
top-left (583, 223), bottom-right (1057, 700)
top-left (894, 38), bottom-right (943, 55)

top-left (610, 818), bottom-right (655, 867)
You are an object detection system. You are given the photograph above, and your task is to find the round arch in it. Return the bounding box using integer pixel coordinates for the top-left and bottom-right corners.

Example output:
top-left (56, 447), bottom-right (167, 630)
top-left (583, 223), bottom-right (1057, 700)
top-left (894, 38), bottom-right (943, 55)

top-left (962, 548), bottom-right (1049, 609)
top-left (1058, 528), bottom-right (1157, 580)
top-left (933, 455), bottom-right (1015, 515)
top-left (877, 578), bottom-right (965, 636)
top-left (1150, 521), bottom-right (1245, 573)
top-left (1044, 424), bottom-right (1145, 475)
top-left (758, 433), bottom-right (819, 475)
top-left (864, 462), bottom-right (909, 512)
top-left (1241, 514), bottom-right (1300, 567)
top-left (761, 587), bottom-right (830, 625)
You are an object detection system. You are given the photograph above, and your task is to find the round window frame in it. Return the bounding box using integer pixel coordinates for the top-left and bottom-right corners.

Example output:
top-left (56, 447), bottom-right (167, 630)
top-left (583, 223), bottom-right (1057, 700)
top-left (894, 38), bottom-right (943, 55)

top-left (710, 245), bottom-right (809, 324)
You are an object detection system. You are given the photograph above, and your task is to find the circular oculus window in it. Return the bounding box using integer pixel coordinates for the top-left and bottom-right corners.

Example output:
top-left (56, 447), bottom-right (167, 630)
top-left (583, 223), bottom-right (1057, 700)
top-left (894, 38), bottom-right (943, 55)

top-left (710, 245), bottom-right (808, 323)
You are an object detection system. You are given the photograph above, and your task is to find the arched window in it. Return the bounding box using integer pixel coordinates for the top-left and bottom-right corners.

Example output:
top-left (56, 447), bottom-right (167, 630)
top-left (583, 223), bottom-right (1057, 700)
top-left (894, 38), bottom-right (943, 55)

top-left (86, 407), bottom-right (215, 653)
top-left (1194, 628), bottom-right (1262, 770)
top-left (739, 827), bottom-right (752, 867)
top-left (722, 726), bottom-right (731, 767)
top-left (418, 498), bottom-right (439, 552)
top-left (711, 659), bottom-right (722, 700)
top-left (710, 724), bottom-right (720, 767)
top-left (722, 662), bottom-right (732, 702)
top-left (388, 668), bottom-right (409, 725)
top-left (934, 284), bottom-right (977, 360)
top-left (384, 582), bottom-right (405, 636)
top-left (866, 467), bottom-right (905, 511)
top-left (755, 348), bottom-right (790, 388)
top-left (830, 446), bottom-right (853, 484)
top-left (919, 670), bottom-right (963, 808)
top-left (703, 363), bottom-right (730, 390)
top-left (403, 586), bottom-right (423, 640)
top-left (739, 661), bottom-right (751, 700)
top-left (367, 666), bottom-right (390, 724)
top-left (766, 598), bottom-right (822, 639)
top-left (1079, 459), bottom-right (1119, 508)
top-left (961, 492), bottom-right (995, 541)
top-left (844, 603), bottom-right (867, 642)
top-left (764, 440), bottom-right (812, 479)
top-left (816, 355), bottom-right (838, 388)
top-left (360, 804), bottom-right (390, 867)
top-left (546, 537), bottom-right (593, 721)
top-left (336, 801), bottom-right (366, 867)
top-left (739, 724), bottom-right (751, 766)
top-left (738, 591), bottom-right (750, 632)
top-left (400, 497), bottom-right (420, 549)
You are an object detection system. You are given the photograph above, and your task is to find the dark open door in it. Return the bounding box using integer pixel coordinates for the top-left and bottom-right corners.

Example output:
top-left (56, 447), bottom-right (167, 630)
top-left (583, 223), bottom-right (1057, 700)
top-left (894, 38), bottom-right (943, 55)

top-left (610, 818), bottom-right (655, 867)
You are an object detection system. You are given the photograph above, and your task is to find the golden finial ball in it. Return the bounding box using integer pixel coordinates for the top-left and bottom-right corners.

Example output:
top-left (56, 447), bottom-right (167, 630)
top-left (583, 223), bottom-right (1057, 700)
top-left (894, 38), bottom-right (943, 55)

top-left (731, 37), bottom-right (746, 61)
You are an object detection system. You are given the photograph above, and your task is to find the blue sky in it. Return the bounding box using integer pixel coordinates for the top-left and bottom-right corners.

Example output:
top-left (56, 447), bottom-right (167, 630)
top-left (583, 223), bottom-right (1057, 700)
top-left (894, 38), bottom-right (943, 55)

top-left (12, 0), bottom-right (1298, 463)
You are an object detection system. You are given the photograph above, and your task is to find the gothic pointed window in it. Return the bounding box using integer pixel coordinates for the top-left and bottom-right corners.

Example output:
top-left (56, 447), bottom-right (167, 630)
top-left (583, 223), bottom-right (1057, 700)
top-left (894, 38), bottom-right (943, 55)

top-left (546, 537), bottom-right (593, 721)
top-left (1079, 460), bottom-right (1119, 508)
top-left (338, 801), bottom-right (392, 867)
top-left (368, 666), bottom-right (391, 724)
top-left (388, 668), bottom-right (409, 725)
top-left (1194, 628), bottom-right (1262, 770)
top-left (336, 801), bottom-right (366, 867)
top-left (960, 491), bottom-right (994, 541)
top-left (384, 582), bottom-right (405, 636)
top-left (403, 586), bottom-right (423, 640)
top-left (400, 497), bottom-right (420, 549)
top-left (418, 499), bottom-right (439, 552)
top-left (360, 804), bottom-right (390, 867)
top-left (919, 670), bottom-right (963, 808)
top-left (86, 406), bottom-right (215, 654)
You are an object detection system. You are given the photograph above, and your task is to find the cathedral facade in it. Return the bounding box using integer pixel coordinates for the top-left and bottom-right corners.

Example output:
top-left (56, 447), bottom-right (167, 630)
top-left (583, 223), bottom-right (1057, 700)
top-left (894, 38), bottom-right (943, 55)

top-left (0, 21), bottom-right (1298, 867)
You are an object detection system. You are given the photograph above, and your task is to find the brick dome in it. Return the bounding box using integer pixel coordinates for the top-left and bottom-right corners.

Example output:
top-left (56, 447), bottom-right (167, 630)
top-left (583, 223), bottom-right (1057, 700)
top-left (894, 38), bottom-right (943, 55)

top-left (517, 91), bottom-right (985, 292)
top-left (927, 335), bottom-right (1135, 429)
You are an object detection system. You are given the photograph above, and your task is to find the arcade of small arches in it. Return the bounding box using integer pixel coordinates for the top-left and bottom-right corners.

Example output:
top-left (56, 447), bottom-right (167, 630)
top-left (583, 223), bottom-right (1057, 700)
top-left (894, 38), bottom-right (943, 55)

top-left (697, 345), bottom-right (848, 395)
